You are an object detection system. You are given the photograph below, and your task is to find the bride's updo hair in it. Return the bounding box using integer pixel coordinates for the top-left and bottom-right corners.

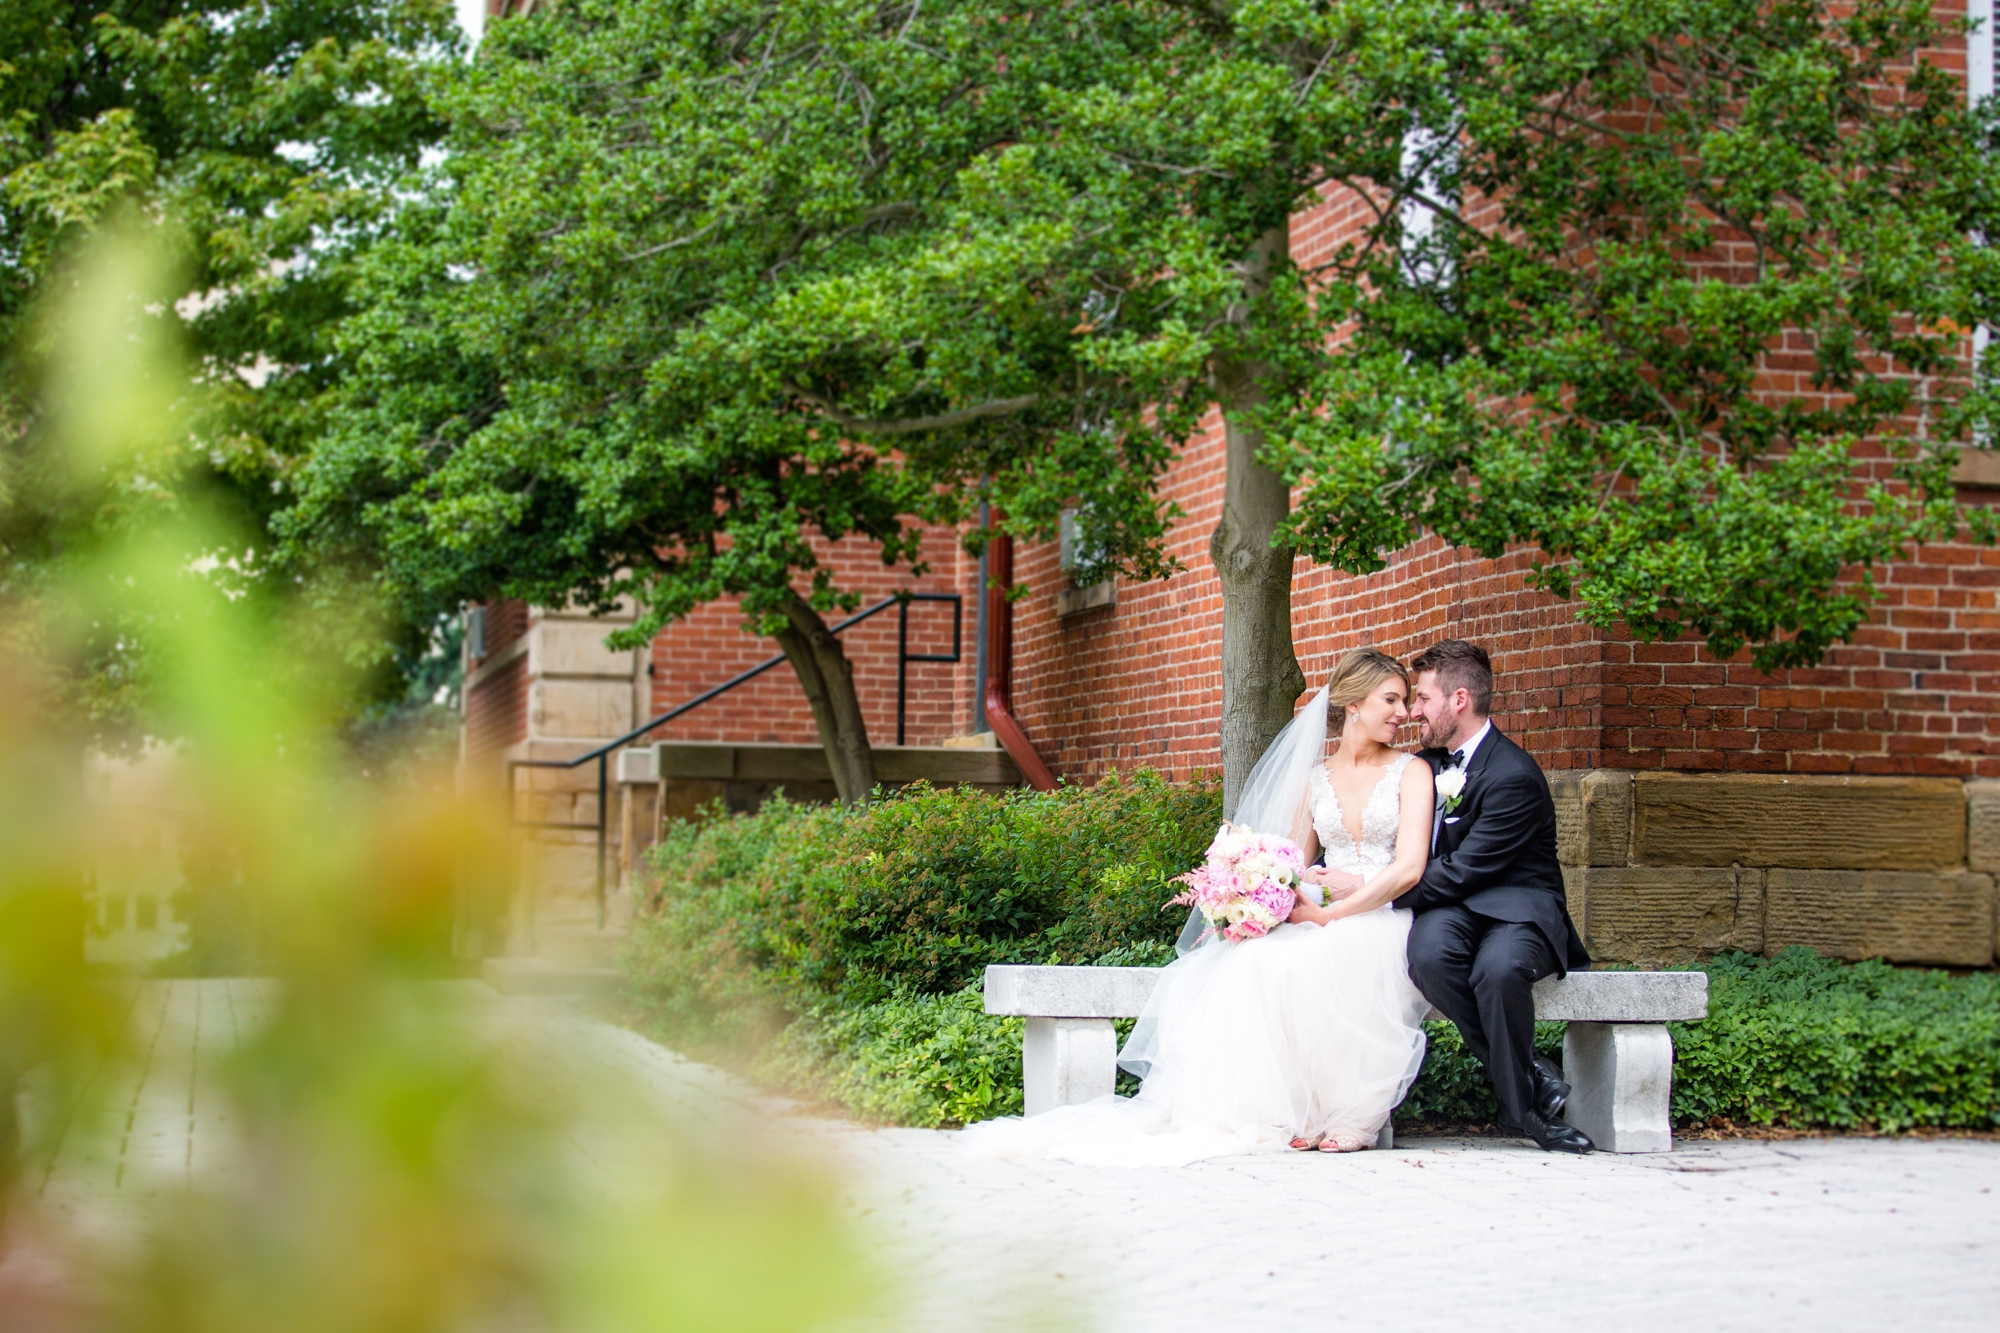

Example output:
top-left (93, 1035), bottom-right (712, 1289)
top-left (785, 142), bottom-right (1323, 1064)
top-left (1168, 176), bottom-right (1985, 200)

top-left (1324, 647), bottom-right (1410, 723)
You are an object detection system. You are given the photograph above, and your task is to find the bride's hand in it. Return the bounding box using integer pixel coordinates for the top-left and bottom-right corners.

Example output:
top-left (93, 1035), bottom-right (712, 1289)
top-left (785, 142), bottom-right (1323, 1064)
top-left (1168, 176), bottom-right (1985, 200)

top-left (1287, 899), bottom-right (1331, 927)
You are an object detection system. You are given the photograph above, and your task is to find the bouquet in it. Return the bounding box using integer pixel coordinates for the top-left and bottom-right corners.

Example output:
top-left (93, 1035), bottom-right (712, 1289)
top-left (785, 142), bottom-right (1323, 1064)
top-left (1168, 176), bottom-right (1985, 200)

top-left (1169, 822), bottom-right (1309, 943)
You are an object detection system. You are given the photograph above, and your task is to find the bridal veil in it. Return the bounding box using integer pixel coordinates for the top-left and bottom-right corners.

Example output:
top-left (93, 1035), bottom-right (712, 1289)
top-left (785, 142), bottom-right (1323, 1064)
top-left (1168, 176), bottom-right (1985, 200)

top-left (1173, 685), bottom-right (1331, 953)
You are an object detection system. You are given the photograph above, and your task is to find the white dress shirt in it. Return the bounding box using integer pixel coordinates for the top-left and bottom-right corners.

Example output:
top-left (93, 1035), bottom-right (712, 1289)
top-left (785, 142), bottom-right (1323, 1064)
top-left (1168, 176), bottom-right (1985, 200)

top-left (1449, 718), bottom-right (1493, 771)
top-left (1431, 718), bottom-right (1492, 853)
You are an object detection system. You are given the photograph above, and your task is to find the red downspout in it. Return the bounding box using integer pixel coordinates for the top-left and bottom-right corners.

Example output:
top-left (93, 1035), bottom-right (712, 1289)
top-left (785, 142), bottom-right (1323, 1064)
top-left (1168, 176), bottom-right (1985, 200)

top-left (981, 521), bottom-right (1058, 791)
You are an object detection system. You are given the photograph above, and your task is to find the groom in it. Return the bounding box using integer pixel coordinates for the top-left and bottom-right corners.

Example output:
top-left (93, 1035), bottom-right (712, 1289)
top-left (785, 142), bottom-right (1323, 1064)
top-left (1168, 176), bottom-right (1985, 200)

top-left (1395, 640), bottom-right (1595, 1154)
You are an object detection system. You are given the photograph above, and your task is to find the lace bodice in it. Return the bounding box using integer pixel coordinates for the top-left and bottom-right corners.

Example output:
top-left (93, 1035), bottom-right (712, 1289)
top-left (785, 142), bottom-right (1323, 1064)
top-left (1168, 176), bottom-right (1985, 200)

top-left (1308, 752), bottom-right (1414, 877)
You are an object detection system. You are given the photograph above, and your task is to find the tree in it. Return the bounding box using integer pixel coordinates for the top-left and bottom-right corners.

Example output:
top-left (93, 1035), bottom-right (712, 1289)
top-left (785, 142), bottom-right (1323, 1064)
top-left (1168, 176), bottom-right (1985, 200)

top-left (1281, 0), bottom-right (2000, 672)
top-left (290, 0), bottom-right (1448, 806)
top-left (298, 0), bottom-right (2000, 808)
top-left (287, 1), bottom-right (1196, 802)
top-left (0, 1), bottom-right (460, 734)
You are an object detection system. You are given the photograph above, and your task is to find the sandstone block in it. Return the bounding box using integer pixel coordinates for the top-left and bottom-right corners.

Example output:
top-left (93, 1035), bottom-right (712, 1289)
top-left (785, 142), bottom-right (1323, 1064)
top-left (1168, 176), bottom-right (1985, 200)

top-left (1552, 770), bottom-right (1635, 867)
top-left (1763, 869), bottom-right (1996, 966)
top-left (1581, 771), bottom-right (1633, 866)
top-left (1551, 774), bottom-right (1583, 864)
top-left (1632, 773), bottom-right (1965, 871)
top-left (1576, 866), bottom-right (1762, 966)
top-left (517, 837), bottom-right (601, 920)
top-left (1561, 864), bottom-right (1589, 942)
top-left (529, 679), bottom-right (635, 740)
top-left (529, 620), bottom-right (636, 678)
top-left (1966, 780), bottom-right (2000, 875)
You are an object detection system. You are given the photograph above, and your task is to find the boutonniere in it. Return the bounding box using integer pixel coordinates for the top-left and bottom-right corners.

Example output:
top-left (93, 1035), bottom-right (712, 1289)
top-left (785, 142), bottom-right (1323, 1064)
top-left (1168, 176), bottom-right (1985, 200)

top-left (1434, 767), bottom-right (1467, 813)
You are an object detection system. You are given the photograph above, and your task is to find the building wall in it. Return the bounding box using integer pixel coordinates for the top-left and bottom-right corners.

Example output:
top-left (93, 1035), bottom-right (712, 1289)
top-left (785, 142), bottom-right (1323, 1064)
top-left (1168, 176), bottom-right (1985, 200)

top-left (646, 528), bottom-right (981, 749)
top-left (466, 5), bottom-right (2000, 966)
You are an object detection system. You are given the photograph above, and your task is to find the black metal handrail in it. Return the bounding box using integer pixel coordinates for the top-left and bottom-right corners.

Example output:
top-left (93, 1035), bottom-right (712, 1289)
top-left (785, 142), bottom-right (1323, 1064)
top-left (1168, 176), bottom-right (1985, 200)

top-left (505, 593), bottom-right (963, 927)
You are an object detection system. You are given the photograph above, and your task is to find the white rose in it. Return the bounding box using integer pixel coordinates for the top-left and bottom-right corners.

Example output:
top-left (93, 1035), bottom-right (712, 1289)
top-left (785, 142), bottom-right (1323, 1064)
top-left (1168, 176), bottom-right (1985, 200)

top-left (1435, 768), bottom-right (1467, 801)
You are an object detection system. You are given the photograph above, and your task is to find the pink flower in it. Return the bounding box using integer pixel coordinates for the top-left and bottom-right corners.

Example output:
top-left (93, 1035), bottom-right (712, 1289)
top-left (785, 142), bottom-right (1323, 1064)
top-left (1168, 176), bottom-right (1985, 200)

top-left (1172, 822), bottom-right (1303, 945)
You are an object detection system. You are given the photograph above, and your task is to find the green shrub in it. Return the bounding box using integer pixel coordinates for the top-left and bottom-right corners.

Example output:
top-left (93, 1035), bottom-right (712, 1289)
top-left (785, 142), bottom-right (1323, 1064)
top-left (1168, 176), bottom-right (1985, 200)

top-left (624, 772), bottom-right (1216, 1044)
top-left (1401, 950), bottom-right (1999, 1132)
top-left (1398, 1022), bottom-right (1567, 1126)
top-left (1667, 949), bottom-right (2000, 1131)
top-left (764, 771), bottom-right (1218, 1002)
top-left (755, 986), bottom-right (1026, 1127)
top-left (620, 796), bottom-right (815, 1057)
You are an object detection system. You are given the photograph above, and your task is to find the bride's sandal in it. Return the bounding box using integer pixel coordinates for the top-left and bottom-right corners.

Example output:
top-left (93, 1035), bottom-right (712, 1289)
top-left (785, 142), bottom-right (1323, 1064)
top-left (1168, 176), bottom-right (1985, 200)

top-left (1318, 1133), bottom-right (1369, 1153)
top-left (1289, 1135), bottom-right (1324, 1151)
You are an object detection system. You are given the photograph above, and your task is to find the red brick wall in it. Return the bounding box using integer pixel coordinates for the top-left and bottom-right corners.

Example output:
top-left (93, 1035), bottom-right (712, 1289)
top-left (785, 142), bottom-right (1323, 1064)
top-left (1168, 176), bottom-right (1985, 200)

top-left (464, 651), bottom-right (529, 760)
top-left (1599, 545), bottom-right (2000, 777)
top-left (647, 528), bottom-right (981, 748)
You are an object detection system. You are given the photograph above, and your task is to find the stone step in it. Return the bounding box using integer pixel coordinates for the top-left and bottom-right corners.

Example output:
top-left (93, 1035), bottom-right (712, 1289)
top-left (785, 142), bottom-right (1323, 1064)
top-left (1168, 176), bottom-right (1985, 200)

top-left (483, 956), bottom-right (623, 997)
top-left (538, 926), bottom-right (626, 969)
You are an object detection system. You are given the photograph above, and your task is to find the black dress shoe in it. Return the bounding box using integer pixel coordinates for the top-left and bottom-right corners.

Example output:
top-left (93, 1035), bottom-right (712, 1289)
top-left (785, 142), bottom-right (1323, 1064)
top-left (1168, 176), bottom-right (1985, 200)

top-left (1532, 1056), bottom-right (1571, 1122)
top-left (1520, 1110), bottom-right (1594, 1154)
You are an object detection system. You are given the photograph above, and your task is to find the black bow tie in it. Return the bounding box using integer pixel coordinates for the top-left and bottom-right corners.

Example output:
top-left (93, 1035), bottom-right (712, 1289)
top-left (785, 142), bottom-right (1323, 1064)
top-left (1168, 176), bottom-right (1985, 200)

top-left (1443, 748), bottom-right (1467, 770)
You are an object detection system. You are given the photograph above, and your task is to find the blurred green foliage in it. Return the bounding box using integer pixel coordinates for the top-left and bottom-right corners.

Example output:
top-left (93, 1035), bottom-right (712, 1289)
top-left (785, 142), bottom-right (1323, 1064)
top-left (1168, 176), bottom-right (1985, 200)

top-left (0, 1), bottom-right (462, 739)
top-left (1, 232), bottom-right (884, 1332)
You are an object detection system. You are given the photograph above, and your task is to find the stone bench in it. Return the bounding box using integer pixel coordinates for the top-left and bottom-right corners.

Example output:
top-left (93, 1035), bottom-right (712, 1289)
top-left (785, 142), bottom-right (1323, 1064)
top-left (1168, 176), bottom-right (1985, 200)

top-left (982, 964), bottom-right (1710, 1153)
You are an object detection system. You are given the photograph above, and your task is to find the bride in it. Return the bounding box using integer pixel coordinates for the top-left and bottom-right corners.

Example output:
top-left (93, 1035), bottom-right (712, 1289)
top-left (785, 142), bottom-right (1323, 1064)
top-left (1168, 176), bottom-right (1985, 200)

top-left (960, 647), bottom-right (1435, 1167)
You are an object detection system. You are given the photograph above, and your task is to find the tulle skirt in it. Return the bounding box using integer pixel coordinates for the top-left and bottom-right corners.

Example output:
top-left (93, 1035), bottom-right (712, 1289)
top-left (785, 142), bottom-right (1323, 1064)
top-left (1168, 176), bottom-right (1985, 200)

top-left (959, 907), bottom-right (1430, 1167)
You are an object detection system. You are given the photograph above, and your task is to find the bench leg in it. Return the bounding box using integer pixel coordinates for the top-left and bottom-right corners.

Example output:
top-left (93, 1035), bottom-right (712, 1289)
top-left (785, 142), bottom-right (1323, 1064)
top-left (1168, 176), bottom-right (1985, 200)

top-left (1022, 1017), bottom-right (1118, 1117)
top-left (1561, 1022), bottom-right (1675, 1153)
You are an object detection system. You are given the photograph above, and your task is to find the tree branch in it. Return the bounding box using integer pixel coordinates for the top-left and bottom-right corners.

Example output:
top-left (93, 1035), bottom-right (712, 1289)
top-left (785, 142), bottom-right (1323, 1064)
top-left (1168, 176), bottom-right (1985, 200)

top-left (623, 217), bottom-right (722, 262)
top-left (786, 382), bottom-right (1040, 434)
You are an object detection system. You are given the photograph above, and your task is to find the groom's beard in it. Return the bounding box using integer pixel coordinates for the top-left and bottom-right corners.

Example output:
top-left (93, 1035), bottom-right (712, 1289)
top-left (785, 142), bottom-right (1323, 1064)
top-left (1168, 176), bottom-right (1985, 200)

top-left (1418, 715), bottom-right (1460, 751)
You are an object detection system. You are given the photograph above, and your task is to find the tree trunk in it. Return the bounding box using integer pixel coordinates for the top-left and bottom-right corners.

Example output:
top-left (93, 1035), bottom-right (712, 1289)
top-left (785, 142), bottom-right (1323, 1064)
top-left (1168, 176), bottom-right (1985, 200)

top-left (1209, 223), bottom-right (1307, 818)
top-left (773, 591), bottom-right (878, 805)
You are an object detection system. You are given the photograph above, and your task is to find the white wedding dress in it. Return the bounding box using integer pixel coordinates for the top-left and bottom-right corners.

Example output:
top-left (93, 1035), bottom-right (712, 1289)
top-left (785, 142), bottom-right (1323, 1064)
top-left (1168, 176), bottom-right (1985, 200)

top-left (960, 753), bottom-right (1432, 1167)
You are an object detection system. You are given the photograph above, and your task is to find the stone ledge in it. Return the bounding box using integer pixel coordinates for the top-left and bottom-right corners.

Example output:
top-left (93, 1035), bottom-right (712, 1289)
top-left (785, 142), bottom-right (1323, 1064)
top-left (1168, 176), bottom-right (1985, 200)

top-left (1056, 580), bottom-right (1115, 617)
top-left (1630, 773), bottom-right (1966, 871)
top-left (655, 742), bottom-right (1021, 787)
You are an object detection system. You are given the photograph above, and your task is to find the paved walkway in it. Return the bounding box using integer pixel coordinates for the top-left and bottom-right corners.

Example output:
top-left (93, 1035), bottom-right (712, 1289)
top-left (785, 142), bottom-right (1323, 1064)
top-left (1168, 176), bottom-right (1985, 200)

top-left (9, 981), bottom-right (1998, 1332)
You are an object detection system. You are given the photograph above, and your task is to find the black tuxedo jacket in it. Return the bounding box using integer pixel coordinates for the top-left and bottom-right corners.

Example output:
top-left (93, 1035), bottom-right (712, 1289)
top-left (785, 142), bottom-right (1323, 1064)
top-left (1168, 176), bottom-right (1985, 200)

top-left (1393, 725), bottom-right (1589, 974)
